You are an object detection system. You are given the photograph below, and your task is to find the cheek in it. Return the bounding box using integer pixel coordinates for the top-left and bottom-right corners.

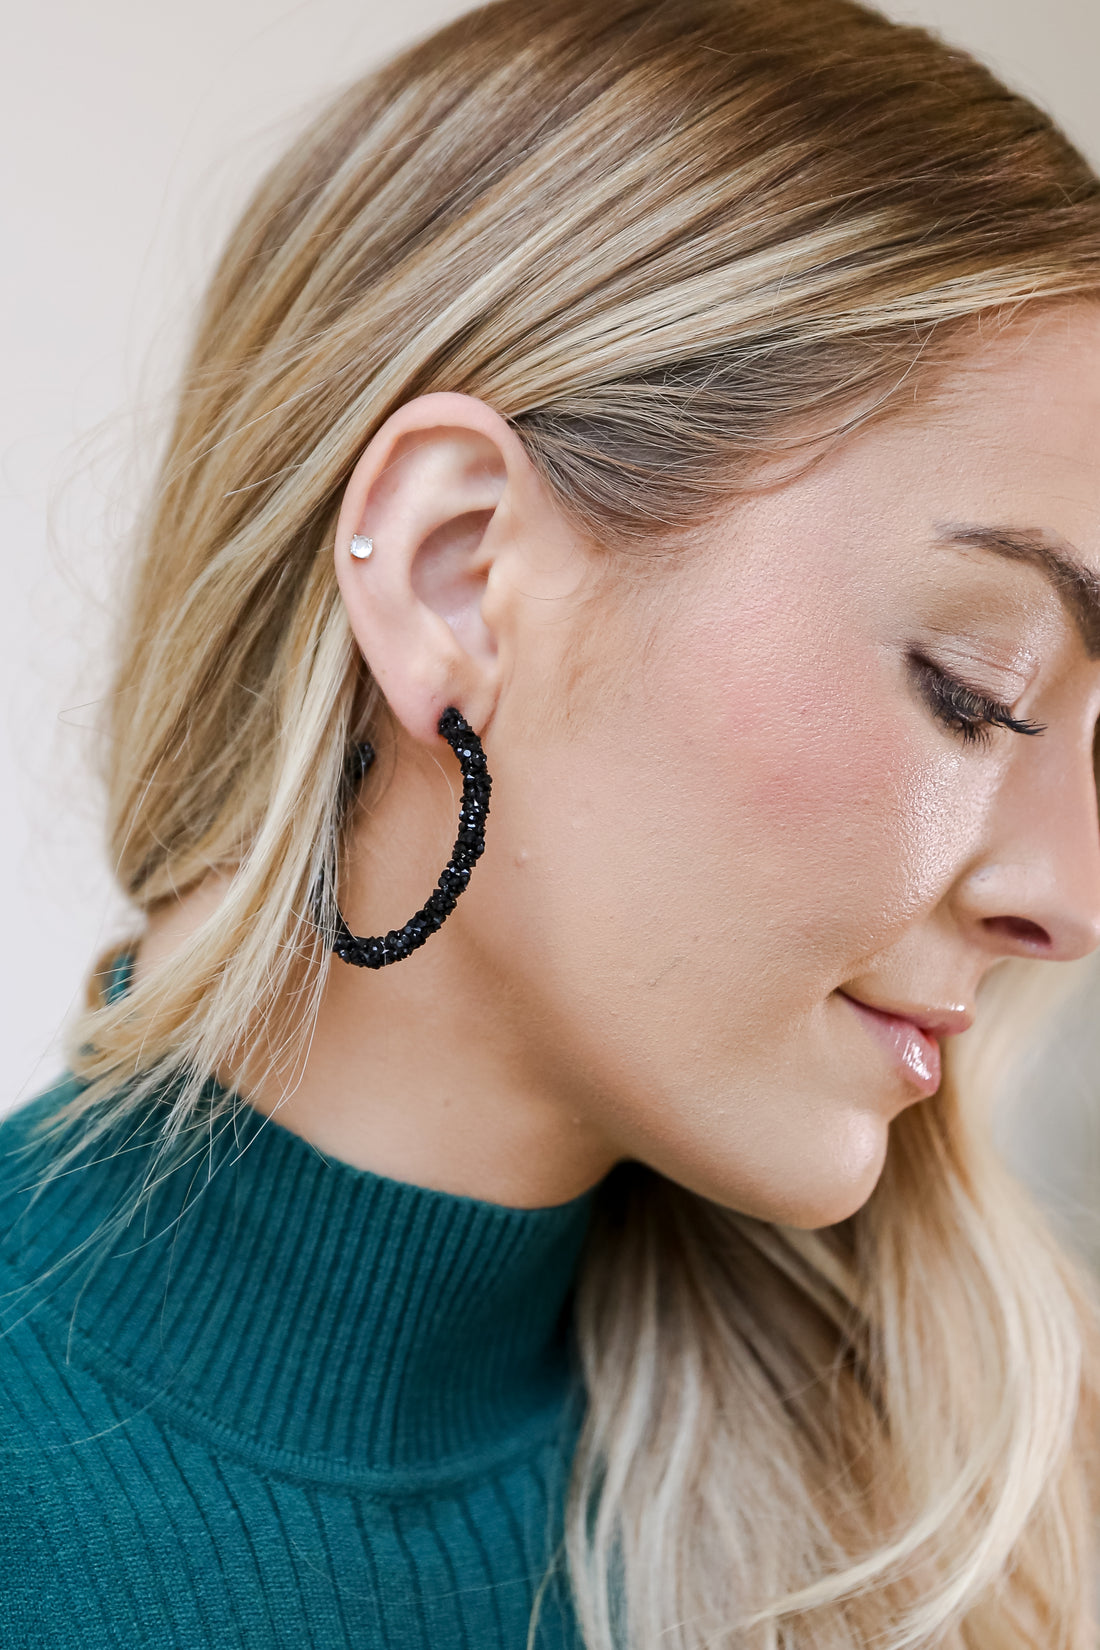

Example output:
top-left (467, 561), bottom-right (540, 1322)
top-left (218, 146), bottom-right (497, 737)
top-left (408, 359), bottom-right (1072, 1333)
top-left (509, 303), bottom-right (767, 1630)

top-left (480, 584), bottom-right (974, 1045)
top-left (474, 579), bottom-right (987, 1221)
top-left (662, 611), bottom-right (967, 962)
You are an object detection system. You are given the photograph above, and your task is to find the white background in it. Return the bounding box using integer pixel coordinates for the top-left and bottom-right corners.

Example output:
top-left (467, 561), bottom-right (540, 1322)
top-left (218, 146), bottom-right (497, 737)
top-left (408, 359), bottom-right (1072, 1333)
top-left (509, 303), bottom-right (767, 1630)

top-left (3, 0), bottom-right (1098, 1259)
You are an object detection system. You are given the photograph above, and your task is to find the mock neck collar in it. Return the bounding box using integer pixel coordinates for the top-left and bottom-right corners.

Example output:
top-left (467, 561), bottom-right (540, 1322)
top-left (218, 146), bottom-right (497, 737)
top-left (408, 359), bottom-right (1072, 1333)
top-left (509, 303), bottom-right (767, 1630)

top-left (0, 1075), bottom-right (595, 1483)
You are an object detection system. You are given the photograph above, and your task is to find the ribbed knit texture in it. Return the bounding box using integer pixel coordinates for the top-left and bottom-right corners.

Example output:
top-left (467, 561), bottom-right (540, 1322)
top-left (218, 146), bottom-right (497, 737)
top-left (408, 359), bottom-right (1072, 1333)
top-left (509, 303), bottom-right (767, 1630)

top-left (0, 1041), bottom-right (594, 1647)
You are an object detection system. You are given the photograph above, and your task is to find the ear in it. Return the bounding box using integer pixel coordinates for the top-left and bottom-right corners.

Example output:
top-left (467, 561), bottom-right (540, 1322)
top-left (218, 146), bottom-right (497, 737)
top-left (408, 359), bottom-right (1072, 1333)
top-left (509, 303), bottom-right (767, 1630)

top-left (334, 391), bottom-right (558, 745)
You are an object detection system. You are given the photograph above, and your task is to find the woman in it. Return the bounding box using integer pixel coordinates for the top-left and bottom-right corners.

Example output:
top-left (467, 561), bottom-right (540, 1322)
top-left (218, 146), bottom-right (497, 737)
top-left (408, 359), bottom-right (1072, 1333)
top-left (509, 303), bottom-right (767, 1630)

top-left (2, 0), bottom-right (1099, 1644)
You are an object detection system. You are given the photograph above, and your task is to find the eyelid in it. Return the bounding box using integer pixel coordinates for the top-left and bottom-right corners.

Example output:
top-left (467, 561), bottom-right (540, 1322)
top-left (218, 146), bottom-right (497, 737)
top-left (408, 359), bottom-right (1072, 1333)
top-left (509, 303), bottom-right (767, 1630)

top-left (909, 652), bottom-right (1047, 741)
top-left (919, 630), bottom-right (1039, 703)
top-left (948, 668), bottom-right (1043, 732)
top-left (926, 657), bottom-right (1011, 711)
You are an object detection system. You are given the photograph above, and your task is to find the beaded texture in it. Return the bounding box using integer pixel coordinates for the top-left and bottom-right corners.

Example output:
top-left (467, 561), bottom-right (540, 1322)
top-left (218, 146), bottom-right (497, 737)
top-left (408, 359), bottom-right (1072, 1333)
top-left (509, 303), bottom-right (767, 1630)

top-left (331, 707), bottom-right (491, 968)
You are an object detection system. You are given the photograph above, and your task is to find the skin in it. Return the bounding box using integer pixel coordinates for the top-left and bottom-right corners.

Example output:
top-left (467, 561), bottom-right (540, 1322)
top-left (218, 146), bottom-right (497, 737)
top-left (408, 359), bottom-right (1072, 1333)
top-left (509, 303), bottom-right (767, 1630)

top-left (138, 306), bottom-right (1100, 1223)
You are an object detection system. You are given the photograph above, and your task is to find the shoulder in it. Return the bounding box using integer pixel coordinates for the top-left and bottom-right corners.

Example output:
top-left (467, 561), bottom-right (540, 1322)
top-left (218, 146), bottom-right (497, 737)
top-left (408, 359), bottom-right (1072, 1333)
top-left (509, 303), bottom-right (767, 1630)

top-left (0, 1077), bottom-right (90, 1269)
top-left (0, 1075), bottom-right (87, 1172)
top-left (0, 1072), bottom-right (89, 1373)
top-left (0, 1074), bottom-right (84, 1232)
top-left (0, 1079), bottom-right (140, 1609)
top-left (0, 1074), bottom-right (112, 1456)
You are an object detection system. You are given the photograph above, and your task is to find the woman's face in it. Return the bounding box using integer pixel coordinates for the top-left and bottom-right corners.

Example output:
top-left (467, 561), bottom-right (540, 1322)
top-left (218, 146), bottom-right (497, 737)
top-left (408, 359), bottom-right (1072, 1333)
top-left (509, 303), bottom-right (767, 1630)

top-left (469, 308), bottom-right (1100, 1225)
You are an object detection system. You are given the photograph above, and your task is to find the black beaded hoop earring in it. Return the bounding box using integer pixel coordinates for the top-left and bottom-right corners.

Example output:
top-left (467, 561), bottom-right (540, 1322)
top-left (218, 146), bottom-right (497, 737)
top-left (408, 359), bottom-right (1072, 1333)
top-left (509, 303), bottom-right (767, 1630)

top-left (329, 706), bottom-right (491, 969)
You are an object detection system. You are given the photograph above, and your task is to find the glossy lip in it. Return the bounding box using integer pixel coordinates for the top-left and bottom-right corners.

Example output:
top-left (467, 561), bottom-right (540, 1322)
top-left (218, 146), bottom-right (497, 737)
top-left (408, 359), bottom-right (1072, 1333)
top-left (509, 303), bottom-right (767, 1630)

top-left (837, 991), bottom-right (973, 1100)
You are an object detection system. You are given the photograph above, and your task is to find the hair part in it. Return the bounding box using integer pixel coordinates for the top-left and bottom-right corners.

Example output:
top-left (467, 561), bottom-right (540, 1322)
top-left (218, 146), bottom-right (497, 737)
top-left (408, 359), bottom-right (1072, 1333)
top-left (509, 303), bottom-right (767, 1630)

top-left (45, 0), bottom-right (1100, 1643)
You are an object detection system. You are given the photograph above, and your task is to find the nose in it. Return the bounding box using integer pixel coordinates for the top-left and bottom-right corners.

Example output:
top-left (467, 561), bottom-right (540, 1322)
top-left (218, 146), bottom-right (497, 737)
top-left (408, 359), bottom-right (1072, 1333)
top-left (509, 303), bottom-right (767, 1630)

top-left (953, 734), bottom-right (1100, 963)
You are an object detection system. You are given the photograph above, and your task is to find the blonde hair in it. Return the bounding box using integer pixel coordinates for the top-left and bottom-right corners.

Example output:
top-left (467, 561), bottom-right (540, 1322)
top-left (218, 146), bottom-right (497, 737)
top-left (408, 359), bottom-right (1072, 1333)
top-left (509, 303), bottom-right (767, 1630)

top-left (48, 0), bottom-right (1100, 1642)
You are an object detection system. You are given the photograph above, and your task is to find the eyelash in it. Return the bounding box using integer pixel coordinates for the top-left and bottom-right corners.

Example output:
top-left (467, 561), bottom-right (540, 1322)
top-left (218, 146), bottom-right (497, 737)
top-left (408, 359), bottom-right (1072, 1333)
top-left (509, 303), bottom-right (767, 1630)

top-left (909, 653), bottom-right (1047, 748)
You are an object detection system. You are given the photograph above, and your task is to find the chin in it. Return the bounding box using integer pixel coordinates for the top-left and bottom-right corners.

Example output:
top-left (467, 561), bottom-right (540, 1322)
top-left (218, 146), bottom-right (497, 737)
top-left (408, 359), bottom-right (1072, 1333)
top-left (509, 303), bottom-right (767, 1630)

top-left (772, 1171), bottom-right (886, 1230)
top-left (778, 1111), bottom-right (892, 1229)
top-left (668, 1108), bottom-right (891, 1230)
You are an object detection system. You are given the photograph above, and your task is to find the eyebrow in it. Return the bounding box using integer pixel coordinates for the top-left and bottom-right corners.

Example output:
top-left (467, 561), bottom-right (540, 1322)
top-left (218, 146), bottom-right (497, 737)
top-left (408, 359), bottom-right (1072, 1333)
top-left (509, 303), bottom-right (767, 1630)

top-left (936, 523), bottom-right (1100, 660)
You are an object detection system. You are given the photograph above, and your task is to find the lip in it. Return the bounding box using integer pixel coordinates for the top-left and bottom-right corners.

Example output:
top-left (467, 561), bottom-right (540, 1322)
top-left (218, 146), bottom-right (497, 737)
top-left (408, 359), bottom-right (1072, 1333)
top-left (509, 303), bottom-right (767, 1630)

top-left (837, 992), bottom-right (972, 1099)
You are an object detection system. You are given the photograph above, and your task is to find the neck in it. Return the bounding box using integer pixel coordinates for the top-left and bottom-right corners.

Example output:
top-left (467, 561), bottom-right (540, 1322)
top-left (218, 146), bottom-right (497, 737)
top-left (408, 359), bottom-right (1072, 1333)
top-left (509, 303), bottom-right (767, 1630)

top-left (3, 1076), bottom-right (596, 1475)
top-left (136, 750), bottom-right (617, 1207)
top-left (246, 935), bottom-right (615, 1206)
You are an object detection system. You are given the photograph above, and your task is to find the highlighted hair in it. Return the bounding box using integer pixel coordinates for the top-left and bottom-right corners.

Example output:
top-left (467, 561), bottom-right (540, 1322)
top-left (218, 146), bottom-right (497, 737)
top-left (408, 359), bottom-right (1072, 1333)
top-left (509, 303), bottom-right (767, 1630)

top-left (51, 0), bottom-right (1100, 1642)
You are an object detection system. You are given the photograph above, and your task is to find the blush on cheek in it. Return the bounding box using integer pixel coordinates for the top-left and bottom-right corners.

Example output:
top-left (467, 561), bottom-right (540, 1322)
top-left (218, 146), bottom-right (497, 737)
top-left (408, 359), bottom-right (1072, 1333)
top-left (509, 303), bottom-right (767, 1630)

top-left (711, 644), bottom-right (899, 827)
top-left (688, 643), bottom-right (960, 958)
top-left (743, 713), bottom-right (909, 829)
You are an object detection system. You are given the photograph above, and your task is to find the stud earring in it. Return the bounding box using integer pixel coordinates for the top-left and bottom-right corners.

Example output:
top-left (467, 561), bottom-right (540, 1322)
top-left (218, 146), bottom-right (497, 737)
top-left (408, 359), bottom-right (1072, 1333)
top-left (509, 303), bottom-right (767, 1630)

top-left (349, 534), bottom-right (374, 560)
top-left (329, 706), bottom-right (491, 968)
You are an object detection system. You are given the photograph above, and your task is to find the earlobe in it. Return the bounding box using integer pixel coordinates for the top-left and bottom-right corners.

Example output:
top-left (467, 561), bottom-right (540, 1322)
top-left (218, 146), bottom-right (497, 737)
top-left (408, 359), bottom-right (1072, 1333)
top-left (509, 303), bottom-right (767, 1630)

top-left (333, 394), bottom-right (526, 745)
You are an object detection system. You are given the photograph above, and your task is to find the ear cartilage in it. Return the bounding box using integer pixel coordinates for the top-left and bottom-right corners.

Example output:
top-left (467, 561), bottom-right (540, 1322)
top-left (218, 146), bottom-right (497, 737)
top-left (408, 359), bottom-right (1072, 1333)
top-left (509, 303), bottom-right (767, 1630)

top-left (349, 534), bottom-right (374, 560)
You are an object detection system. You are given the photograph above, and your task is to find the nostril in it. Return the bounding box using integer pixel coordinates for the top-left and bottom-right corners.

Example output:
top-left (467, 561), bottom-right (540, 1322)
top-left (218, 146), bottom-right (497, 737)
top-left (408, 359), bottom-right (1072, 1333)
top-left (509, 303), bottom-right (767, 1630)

top-left (982, 915), bottom-right (1053, 949)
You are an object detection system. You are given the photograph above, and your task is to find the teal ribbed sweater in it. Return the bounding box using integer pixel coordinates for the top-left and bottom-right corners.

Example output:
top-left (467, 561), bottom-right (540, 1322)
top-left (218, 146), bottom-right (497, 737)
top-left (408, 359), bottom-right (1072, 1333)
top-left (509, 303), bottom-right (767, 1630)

top-left (0, 1063), bottom-right (594, 1648)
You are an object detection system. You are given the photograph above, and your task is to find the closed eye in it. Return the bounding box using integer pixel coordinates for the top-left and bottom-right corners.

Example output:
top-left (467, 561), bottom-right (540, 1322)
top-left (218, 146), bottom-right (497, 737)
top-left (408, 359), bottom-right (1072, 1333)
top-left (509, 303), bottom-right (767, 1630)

top-left (909, 653), bottom-right (1046, 747)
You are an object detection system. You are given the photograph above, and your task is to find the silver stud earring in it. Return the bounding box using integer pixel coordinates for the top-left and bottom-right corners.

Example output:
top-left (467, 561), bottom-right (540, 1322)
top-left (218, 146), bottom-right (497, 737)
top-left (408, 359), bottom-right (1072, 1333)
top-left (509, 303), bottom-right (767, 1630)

top-left (349, 534), bottom-right (374, 560)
